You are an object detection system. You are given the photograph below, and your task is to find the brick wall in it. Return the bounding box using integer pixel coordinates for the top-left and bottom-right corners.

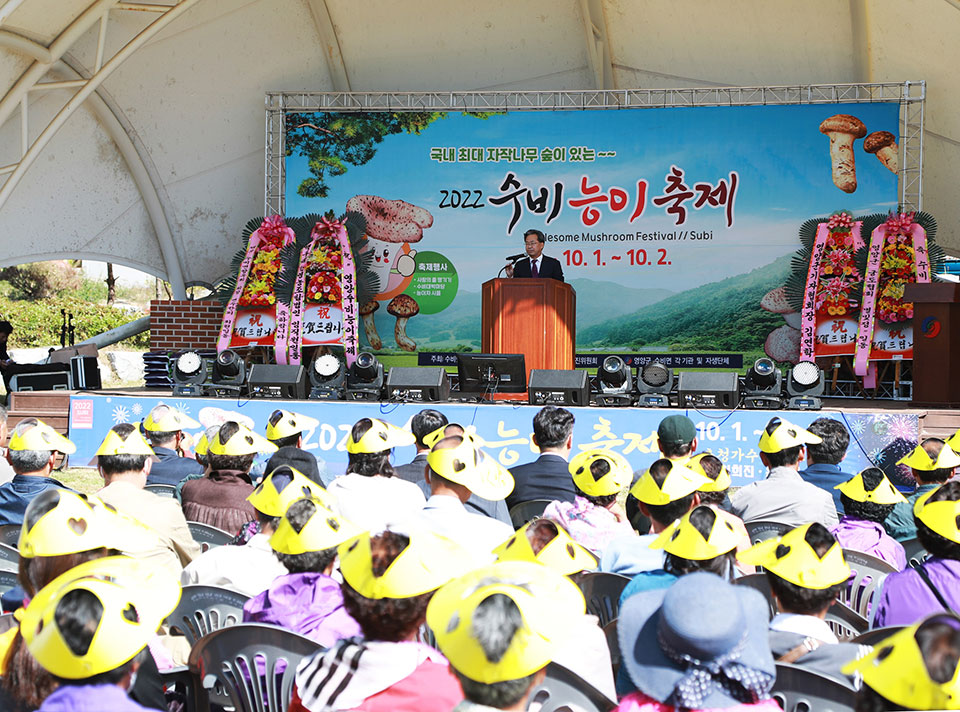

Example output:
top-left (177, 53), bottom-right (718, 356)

top-left (149, 300), bottom-right (222, 351)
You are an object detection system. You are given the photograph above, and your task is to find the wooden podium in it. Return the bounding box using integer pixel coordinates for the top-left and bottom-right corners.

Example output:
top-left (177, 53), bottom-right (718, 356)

top-left (481, 278), bottom-right (576, 373)
top-left (904, 282), bottom-right (960, 406)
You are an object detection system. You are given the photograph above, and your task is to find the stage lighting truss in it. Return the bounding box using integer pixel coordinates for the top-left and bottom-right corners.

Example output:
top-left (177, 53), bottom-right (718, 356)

top-left (346, 352), bottom-right (384, 401)
top-left (635, 360), bottom-right (673, 407)
top-left (172, 351), bottom-right (206, 397)
top-left (208, 349), bottom-right (246, 397)
top-left (595, 356), bottom-right (634, 406)
top-left (742, 357), bottom-right (783, 409)
top-left (787, 360), bottom-right (824, 410)
top-left (310, 353), bottom-right (346, 400)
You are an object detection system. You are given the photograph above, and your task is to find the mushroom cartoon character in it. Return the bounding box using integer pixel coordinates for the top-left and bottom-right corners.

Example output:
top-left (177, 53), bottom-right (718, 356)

top-left (359, 300), bottom-right (382, 350)
top-left (346, 195), bottom-right (433, 296)
top-left (387, 294), bottom-right (419, 352)
top-left (819, 114), bottom-right (867, 193)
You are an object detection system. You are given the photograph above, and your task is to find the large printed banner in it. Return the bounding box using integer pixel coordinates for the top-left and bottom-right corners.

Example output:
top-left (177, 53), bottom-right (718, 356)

top-left (283, 103), bottom-right (899, 361)
top-left (69, 394), bottom-right (918, 489)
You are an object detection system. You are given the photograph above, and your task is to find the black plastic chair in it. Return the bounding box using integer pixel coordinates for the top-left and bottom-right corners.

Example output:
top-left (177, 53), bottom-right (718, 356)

top-left (145, 483), bottom-right (177, 498)
top-left (509, 499), bottom-right (553, 529)
top-left (771, 662), bottom-right (856, 712)
top-left (851, 626), bottom-right (904, 646)
top-left (0, 543), bottom-right (18, 572)
top-left (187, 623), bottom-right (322, 712)
top-left (744, 520), bottom-right (790, 545)
top-left (0, 524), bottom-right (20, 548)
top-left (839, 549), bottom-right (895, 619)
top-left (575, 572), bottom-right (631, 627)
top-left (602, 618), bottom-right (620, 680)
top-left (165, 584), bottom-right (250, 647)
top-left (527, 662), bottom-right (616, 712)
top-left (187, 521), bottom-right (234, 552)
top-left (901, 536), bottom-right (929, 568)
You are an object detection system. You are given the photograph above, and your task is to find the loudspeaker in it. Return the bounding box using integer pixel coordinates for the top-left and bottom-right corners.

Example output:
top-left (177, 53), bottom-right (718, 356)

top-left (528, 369), bottom-right (589, 406)
top-left (677, 371), bottom-right (739, 409)
top-left (247, 364), bottom-right (307, 400)
top-left (9, 371), bottom-right (72, 392)
top-left (70, 356), bottom-right (101, 390)
top-left (385, 367), bottom-right (450, 402)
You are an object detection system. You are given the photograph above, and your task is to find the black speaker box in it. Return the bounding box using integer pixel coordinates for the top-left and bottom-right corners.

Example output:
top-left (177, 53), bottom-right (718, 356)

top-left (247, 364), bottom-right (307, 400)
top-left (677, 371), bottom-right (739, 409)
top-left (9, 371), bottom-right (72, 392)
top-left (528, 369), bottom-right (589, 406)
top-left (386, 367), bottom-right (450, 402)
top-left (70, 356), bottom-right (101, 390)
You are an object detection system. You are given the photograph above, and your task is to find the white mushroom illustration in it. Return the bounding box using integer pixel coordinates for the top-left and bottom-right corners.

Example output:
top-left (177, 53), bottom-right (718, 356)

top-left (819, 114), bottom-right (867, 193)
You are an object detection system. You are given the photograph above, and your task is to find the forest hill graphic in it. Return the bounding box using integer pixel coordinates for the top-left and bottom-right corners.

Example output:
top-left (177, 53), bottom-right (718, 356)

top-left (545, 231), bottom-right (713, 242)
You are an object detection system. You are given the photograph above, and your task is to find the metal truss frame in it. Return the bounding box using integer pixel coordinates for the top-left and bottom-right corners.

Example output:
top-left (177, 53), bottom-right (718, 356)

top-left (265, 81), bottom-right (925, 216)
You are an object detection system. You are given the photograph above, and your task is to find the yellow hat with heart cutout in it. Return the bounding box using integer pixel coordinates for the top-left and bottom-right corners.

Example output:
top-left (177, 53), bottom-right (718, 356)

top-left (493, 520), bottom-right (597, 575)
top-left (94, 426), bottom-right (155, 457)
top-left (266, 409), bottom-right (320, 441)
top-left (758, 417), bottom-right (822, 454)
top-left (687, 452), bottom-right (731, 492)
top-left (569, 450), bottom-right (632, 497)
top-left (651, 505), bottom-right (741, 560)
top-left (270, 497), bottom-right (361, 556)
top-left (426, 435), bottom-right (514, 501)
top-left (142, 403), bottom-right (201, 432)
top-left (8, 418), bottom-right (76, 454)
top-left (208, 422), bottom-right (278, 456)
top-left (898, 441), bottom-right (960, 471)
top-left (737, 523), bottom-right (850, 589)
top-left (346, 418), bottom-right (415, 454)
top-left (835, 467), bottom-right (906, 505)
top-left (423, 424), bottom-right (483, 450)
top-left (247, 465), bottom-right (331, 517)
top-left (914, 488), bottom-right (960, 545)
top-left (193, 425), bottom-right (221, 458)
top-left (630, 459), bottom-right (711, 506)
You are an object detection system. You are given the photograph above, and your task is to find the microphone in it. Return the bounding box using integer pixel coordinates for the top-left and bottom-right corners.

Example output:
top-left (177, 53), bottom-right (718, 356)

top-left (505, 253), bottom-right (526, 262)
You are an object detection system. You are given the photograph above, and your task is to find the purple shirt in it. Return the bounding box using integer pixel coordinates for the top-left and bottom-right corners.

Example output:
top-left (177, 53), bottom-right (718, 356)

top-left (243, 571), bottom-right (361, 647)
top-left (39, 684), bottom-right (153, 712)
top-left (873, 557), bottom-right (960, 627)
top-left (830, 516), bottom-right (906, 571)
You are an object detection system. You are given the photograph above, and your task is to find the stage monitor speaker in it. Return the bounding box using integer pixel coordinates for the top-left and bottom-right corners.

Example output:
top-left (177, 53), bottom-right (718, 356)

top-left (9, 371), bottom-right (72, 392)
top-left (385, 367), bottom-right (450, 403)
top-left (677, 371), bottom-right (739, 409)
top-left (70, 356), bottom-right (101, 390)
top-left (528, 369), bottom-right (589, 406)
top-left (247, 364), bottom-right (307, 400)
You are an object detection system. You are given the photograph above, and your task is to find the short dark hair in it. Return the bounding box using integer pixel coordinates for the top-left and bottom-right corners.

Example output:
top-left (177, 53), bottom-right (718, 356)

top-left (453, 593), bottom-right (538, 708)
top-left (523, 229), bottom-right (545, 244)
top-left (575, 458), bottom-right (617, 508)
top-left (144, 429), bottom-right (178, 446)
top-left (411, 409), bottom-right (448, 449)
top-left (0, 320), bottom-right (12, 334)
top-left (915, 482), bottom-right (960, 561)
top-left (97, 424), bottom-right (149, 476)
top-left (695, 454), bottom-right (727, 506)
top-left (915, 439), bottom-right (955, 484)
top-left (643, 459), bottom-right (697, 527)
top-left (345, 419), bottom-right (396, 478)
top-left (661, 440), bottom-right (694, 459)
top-left (763, 445), bottom-right (803, 468)
top-left (273, 498), bottom-right (338, 573)
top-left (532, 406), bottom-right (574, 450)
top-left (766, 523), bottom-right (843, 615)
top-left (806, 418), bottom-right (850, 465)
top-left (841, 468), bottom-right (896, 524)
top-left (663, 506), bottom-right (736, 580)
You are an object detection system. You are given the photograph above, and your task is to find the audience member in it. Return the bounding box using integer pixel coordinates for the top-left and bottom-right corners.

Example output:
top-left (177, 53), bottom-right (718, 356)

top-left (507, 406), bottom-right (576, 510)
top-left (326, 418), bottom-right (426, 530)
top-left (0, 404), bottom-right (15, 485)
top-left (0, 418), bottom-right (75, 527)
top-left (289, 528), bottom-right (471, 712)
top-left (831, 467), bottom-right (907, 570)
top-left (192, 424), bottom-right (219, 471)
top-left (844, 613), bottom-right (960, 711)
top-left (730, 417), bottom-right (838, 528)
top-left (180, 421), bottom-right (276, 535)
top-left (543, 449), bottom-right (633, 556)
top-left (657, 414), bottom-right (698, 461)
top-left (243, 496), bottom-right (361, 646)
top-left (688, 452), bottom-right (753, 572)
top-left (426, 560), bottom-right (588, 712)
top-left (874, 481), bottom-right (960, 627)
top-left (739, 523), bottom-right (867, 686)
top-left (801, 417), bottom-right (854, 513)
top-left (885, 438), bottom-right (960, 541)
top-left (615, 572), bottom-right (779, 710)
top-left (395, 408), bottom-right (448, 484)
top-left (251, 409), bottom-right (329, 484)
top-left (141, 404), bottom-right (204, 486)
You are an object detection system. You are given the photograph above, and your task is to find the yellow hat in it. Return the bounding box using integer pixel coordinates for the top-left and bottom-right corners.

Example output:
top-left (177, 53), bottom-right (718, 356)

top-left (266, 409), bottom-right (320, 441)
top-left (247, 466), bottom-right (330, 517)
top-left (493, 520), bottom-right (597, 575)
top-left (737, 523), bottom-right (850, 589)
top-left (142, 403), bottom-right (201, 432)
top-left (842, 617), bottom-right (960, 711)
top-left (193, 425), bottom-right (220, 458)
top-left (423, 424), bottom-right (479, 450)
top-left (569, 450), bottom-right (632, 497)
top-left (346, 418), bottom-right (415, 454)
top-left (915, 489), bottom-right (960, 544)
top-left (208, 422), bottom-right (278, 456)
top-left (630, 460), bottom-right (711, 506)
top-left (21, 555), bottom-right (180, 679)
top-left (898, 442), bottom-right (960, 471)
top-left (8, 418), bottom-right (76, 454)
top-left (947, 429), bottom-right (960, 454)
top-left (426, 561), bottom-right (585, 683)
top-left (426, 436), bottom-right (514, 501)
top-left (687, 452), bottom-right (731, 492)
top-left (270, 497), bottom-right (361, 555)
top-left (651, 506), bottom-right (741, 560)
top-left (835, 468), bottom-right (906, 505)
top-left (339, 527), bottom-right (472, 599)
top-left (758, 417), bottom-right (822, 454)
top-left (94, 427), bottom-right (155, 457)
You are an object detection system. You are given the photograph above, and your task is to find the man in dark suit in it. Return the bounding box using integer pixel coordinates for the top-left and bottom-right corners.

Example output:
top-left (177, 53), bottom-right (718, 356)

top-left (507, 405), bottom-right (576, 510)
top-left (505, 228), bottom-right (564, 282)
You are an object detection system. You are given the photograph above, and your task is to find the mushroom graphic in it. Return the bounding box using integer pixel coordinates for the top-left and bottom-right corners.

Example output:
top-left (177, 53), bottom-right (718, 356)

top-left (346, 195), bottom-right (432, 293)
top-left (359, 300), bottom-right (382, 350)
top-left (819, 114), bottom-right (867, 193)
top-left (387, 294), bottom-right (419, 352)
top-left (864, 131), bottom-right (898, 174)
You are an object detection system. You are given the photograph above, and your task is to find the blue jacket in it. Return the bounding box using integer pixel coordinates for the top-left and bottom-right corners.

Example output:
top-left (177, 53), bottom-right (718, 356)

top-left (0, 474), bottom-right (69, 527)
top-left (800, 463), bottom-right (852, 514)
top-left (507, 453), bottom-right (576, 511)
top-left (145, 446), bottom-right (204, 486)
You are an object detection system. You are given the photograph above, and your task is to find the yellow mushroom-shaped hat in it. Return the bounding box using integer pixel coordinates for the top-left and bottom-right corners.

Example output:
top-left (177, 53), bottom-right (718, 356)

top-left (247, 465), bottom-right (331, 517)
top-left (651, 505), bottom-right (741, 560)
top-left (493, 520), bottom-right (597, 575)
top-left (898, 441), bottom-right (960, 471)
top-left (193, 424), bottom-right (221, 458)
top-left (141, 403), bottom-right (201, 432)
top-left (569, 449), bottom-right (632, 497)
top-left (265, 409), bottom-right (320, 442)
top-left (426, 435), bottom-right (514, 501)
top-left (94, 425), bottom-right (155, 457)
top-left (270, 497), bottom-right (361, 556)
top-left (914, 488), bottom-right (960, 545)
top-left (346, 418), bottom-right (415, 454)
top-left (737, 523), bottom-right (850, 589)
top-left (757, 417), bottom-right (822, 454)
top-left (629, 459), bottom-right (711, 506)
top-left (687, 452), bottom-right (731, 493)
top-left (834, 467), bottom-right (906, 505)
top-left (207, 422), bottom-right (278, 456)
top-left (8, 418), bottom-right (75, 454)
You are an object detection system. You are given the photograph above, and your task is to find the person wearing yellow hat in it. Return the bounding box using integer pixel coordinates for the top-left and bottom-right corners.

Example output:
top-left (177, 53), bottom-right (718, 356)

top-left (0, 417), bottom-right (76, 528)
top-left (738, 523), bottom-right (868, 686)
top-left (141, 403), bottom-right (204, 487)
top-left (830, 467), bottom-right (907, 570)
top-left (729, 417), bottom-right (838, 529)
top-left (249, 409), bottom-right (329, 486)
top-left (885, 437), bottom-right (960, 542)
top-left (541, 449), bottom-right (634, 557)
top-left (800, 417), bottom-right (855, 514)
top-left (426, 561), bottom-right (587, 712)
top-left (874, 481), bottom-right (960, 628)
top-left (289, 526), bottom-right (471, 712)
top-left (242, 497), bottom-right (362, 647)
top-left (179, 420), bottom-right (276, 536)
top-left (325, 417), bottom-right (426, 531)
top-left (845, 613), bottom-right (960, 711)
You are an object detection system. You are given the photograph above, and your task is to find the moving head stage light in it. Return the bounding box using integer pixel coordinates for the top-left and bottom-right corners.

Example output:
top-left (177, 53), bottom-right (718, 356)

top-left (346, 352), bottom-right (384, 401)
top-left (209, 349), bottom-right (246, 397)
top-left (596, 356), bottom-right (633, 406)
top-left (742, 357), bottom-right (782, 409)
